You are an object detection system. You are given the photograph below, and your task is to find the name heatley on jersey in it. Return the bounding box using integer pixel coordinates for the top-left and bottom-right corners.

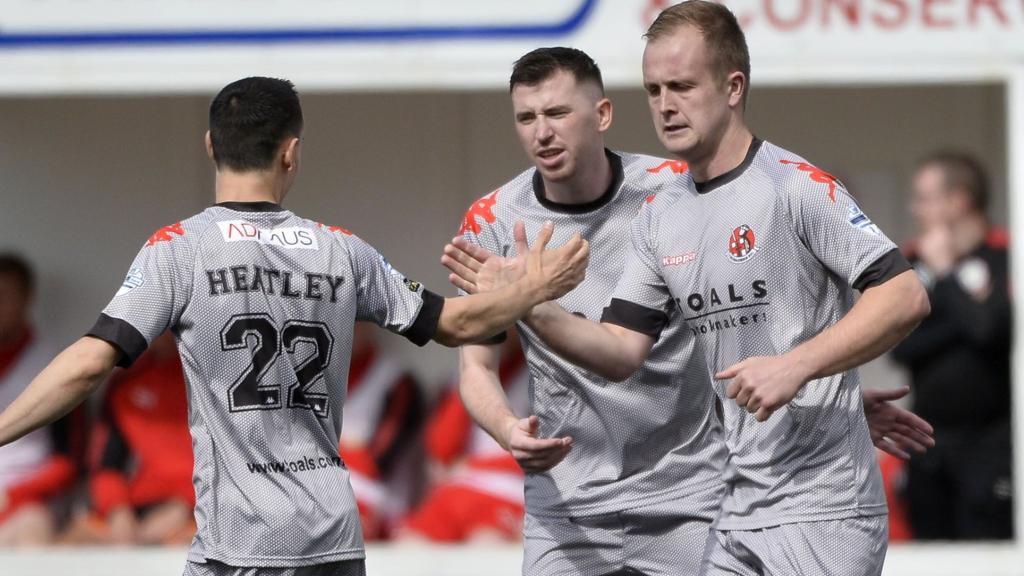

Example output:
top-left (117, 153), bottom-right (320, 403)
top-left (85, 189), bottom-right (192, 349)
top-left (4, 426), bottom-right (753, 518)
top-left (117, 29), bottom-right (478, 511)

top-left (206, 265), bottom-right (345, 302)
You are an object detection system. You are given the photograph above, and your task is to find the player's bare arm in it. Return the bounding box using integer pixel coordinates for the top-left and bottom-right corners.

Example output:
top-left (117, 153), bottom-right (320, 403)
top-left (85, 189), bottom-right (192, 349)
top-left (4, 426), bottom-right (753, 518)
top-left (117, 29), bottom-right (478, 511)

top-left (719, 269), bottom-right (930, 422)
top-left (444, 227), bottom-right (654, 381)
top-left (0, 336), bottom-right (118, 448)
top-left (433, 222), bottom-right (589, 346)
top-left (459, 343), bottom-right (572, 473)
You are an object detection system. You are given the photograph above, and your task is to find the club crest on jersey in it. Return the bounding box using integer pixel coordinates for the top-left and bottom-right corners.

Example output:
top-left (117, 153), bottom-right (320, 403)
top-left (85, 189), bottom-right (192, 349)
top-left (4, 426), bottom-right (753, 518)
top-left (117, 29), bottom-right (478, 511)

top-left (727, 225), bottom-right (758, 262)
top-left (115, 267), bottom-right (145, 297)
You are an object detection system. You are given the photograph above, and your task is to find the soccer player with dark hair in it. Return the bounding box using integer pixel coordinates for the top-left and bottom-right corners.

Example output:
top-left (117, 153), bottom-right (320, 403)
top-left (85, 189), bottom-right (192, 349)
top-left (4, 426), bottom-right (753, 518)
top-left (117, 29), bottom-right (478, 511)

top-left (444, 41), bottom-right (933, 575)
top-left (0, 76), bottom-right (588, 576)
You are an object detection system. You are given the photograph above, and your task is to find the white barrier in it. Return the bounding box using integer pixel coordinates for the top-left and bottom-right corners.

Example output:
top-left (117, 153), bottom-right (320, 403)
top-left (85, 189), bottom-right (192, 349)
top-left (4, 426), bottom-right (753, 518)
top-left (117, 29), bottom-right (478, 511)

top-left (0, 543), bottom-right (1021, 576)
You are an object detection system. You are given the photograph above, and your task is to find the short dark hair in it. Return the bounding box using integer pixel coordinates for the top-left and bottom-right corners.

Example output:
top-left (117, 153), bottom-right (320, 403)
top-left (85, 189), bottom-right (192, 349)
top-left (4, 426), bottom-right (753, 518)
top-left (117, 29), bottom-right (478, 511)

top-left (918, 151), bottom-right (990, 213)
top-left (509, 47), bottom-right (604, 94)
top-left (645, 1), bottom-right (751, 104)
top-left (0, 253), bottom-right (34, 296)
top-left (209, 77), bottom-right (304, 171)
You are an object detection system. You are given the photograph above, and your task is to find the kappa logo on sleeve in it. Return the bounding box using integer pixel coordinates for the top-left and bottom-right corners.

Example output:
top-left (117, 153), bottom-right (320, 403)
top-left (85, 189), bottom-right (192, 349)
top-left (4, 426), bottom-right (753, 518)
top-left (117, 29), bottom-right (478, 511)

top-left (646, 160), bottom-right (688, 175)
top-left (780, 159), bottom-right (839, 203)
top-left (115, 267), bottom-right (145, 297)
top-left (459, 189), bottom-right (499, 235)
top-left (316, 222), bottom-right (354, 236)
top-left (146, 222), bottom-right (185, 246)
top-left (218, 220), bottom-right (320, 250)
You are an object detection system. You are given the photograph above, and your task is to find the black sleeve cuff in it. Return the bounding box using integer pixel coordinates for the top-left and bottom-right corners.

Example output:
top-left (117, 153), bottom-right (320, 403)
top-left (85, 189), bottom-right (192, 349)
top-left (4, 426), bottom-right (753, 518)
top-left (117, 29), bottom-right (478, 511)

top-left (86, 313), bottom-right (148, 368)
top-left (403, 290), bottom-right (444, 347)
top-left (600, 298), bottom-right (670, 339)
top-left (853, 248), bottom-right (913, 291)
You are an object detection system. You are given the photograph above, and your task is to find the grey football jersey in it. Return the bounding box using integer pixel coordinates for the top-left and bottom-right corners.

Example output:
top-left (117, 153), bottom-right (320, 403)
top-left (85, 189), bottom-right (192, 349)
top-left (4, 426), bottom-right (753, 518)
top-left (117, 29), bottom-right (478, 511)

top-left (460, 150), bottom-right (727, 519)
top-left (604, 140), bottom-right (909, 530)
top-left (88, 201), bottom-right (442, 567)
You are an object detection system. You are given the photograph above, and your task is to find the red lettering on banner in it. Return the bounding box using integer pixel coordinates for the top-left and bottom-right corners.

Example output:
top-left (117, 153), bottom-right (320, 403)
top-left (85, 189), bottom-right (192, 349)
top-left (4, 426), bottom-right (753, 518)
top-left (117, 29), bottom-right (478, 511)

top-left (822, 0), bottom-right (860, 27)
top-left (969, 0), bottom-right (1009, 25)
top-left (923, 0), bottom-right (955, 27)
top-left (646, 160), bottom-right (689, 174)
top-left (780, 159), bottom-right (840, 203)
top-left (459, 189), bottom-right (499, 235)
top-left (764, 0), bottom-right (812, 30)
top-left (146, 222), bottom-right (185, 246)
top-left (871, 0), bottom-right (910, 28)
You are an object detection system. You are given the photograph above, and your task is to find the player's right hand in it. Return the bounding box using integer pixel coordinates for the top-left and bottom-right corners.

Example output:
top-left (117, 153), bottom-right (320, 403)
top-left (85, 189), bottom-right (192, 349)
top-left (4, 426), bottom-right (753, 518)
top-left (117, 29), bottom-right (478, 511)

top-left (504, 415), bottom-right (572, 474)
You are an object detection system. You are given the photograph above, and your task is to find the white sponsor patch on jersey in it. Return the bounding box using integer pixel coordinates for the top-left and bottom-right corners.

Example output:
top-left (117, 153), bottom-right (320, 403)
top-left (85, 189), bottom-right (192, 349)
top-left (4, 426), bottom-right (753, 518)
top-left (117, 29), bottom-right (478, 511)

top-left (218, 220), bottom-right (320, 250)
top-left (847, 205), bottom-right (881, 236)
top-left (115, 267), bottom-right (145, 296)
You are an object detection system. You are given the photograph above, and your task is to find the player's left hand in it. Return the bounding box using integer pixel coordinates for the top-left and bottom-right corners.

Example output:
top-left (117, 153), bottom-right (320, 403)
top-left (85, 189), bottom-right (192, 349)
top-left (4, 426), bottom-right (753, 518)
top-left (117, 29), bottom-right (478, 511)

top-left (717, 355), bottom-right (810, 422)
top-left (442, 221), bottom-right (531, 294)
top-left (862, 386), bottom-right (935, 460)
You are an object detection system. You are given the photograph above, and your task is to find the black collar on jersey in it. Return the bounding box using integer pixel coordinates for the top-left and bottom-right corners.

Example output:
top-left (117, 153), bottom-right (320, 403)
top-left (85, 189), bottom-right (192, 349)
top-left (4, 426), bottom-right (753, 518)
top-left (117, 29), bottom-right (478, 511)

top-left (214, 201), bottom-right (286, 212)
top-left (694, 137), bottom-right (764, 194)
top-left (532, 149), bottom-right (624, 214)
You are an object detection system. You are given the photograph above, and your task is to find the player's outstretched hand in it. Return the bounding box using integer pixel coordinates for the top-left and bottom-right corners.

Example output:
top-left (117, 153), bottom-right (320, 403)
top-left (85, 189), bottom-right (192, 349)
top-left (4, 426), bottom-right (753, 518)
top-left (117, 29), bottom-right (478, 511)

top-left (862, 386), bottom-right (935, 460)
top-left (505, 415), bottom-right (572, 474)
top-left (443, 221), bottom-right (587, 301)
top-left (442, 221), bottom-right (530, 294)
top-left (717, 355), bottom-right (810, 422)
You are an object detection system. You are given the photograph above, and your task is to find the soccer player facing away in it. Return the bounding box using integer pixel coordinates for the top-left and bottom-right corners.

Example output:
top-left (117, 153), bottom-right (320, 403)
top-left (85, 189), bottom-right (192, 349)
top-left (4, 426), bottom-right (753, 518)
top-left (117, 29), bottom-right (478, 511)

top-left (444, 47), bottom-right (933, 575)
top-left (0, 77), bottom-right (588, 576)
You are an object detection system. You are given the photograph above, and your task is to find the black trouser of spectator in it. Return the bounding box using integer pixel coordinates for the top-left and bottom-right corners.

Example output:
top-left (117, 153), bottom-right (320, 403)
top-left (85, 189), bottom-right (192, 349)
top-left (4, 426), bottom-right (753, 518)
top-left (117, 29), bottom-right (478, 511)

top-left (906, 419), bottom-right (1013, 540)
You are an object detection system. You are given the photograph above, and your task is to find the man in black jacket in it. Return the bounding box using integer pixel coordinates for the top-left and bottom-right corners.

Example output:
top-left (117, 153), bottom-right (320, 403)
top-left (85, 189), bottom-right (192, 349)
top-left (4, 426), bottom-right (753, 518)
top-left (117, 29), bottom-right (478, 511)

top-left (893, 151), bottom-right (1013, 540)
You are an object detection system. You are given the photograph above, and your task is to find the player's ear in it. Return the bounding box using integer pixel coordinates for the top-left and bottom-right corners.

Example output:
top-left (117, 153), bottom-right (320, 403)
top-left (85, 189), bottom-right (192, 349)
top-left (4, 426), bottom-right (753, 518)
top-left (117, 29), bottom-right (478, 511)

top-left (282, 137), bottom-right (301, 173)
top-left (596, 97), bottom-right (613, 133)
top-left (726, 71), bottom-right (746, 109)
top-left (204, 131), bottom-right (215, 162)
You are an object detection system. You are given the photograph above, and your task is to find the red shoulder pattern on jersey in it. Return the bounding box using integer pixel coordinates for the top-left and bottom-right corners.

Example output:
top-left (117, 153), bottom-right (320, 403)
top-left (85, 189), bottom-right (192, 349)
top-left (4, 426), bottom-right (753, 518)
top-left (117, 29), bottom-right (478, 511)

top-left (646, 160), bottom-right (688, 174)
top-left (146, 222), bottom-right (185, 246)
top-left (317, 222), bottom-right (354, 236)
top-left (459, 189), bottom-right (499, 235)
top-left (645, 194), bottom-right (658, 204)
top-left (780, 159), bottom-right (839, 203)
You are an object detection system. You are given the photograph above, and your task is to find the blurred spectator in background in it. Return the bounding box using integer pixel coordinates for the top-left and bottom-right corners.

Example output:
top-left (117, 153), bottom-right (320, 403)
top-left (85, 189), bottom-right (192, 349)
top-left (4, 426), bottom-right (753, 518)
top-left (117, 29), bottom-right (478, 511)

top-left (397, 331), bottom-right (528, 543)
top-left (63, 331), bottom-right (194, 546)
top-left (892, 151), bottom-right (1013, 540)
top-left (0, 253), bottom-right (85, 545)
top-left (340, 322), bottom-right (427, 540)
